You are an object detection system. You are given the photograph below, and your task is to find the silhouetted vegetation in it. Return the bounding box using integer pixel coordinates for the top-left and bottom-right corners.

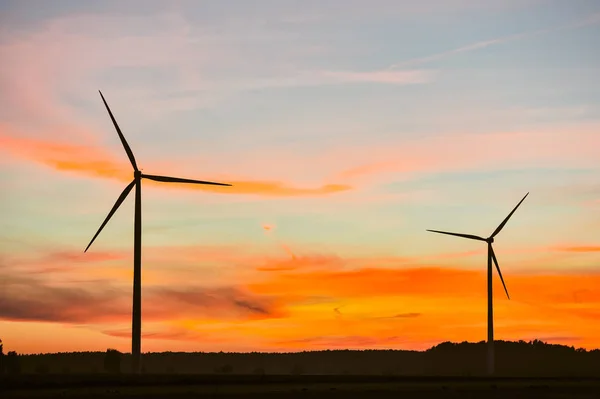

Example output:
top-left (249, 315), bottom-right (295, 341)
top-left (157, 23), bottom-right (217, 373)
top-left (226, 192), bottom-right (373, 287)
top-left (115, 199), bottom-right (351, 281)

top-left (34, 363), bottom-right (49, 374)
top-left (5, 351), bottom-right (21, 375)
top-left (0, 340), bottom-right (598, 377)
top-left (215, 364), bottom-right (234, 374)
top-left (0, 338), bottom-right (4, 375)
top-left (103, 349), bottom-right (122, 374)
top-left (291, 364), bottom-right (304, 375)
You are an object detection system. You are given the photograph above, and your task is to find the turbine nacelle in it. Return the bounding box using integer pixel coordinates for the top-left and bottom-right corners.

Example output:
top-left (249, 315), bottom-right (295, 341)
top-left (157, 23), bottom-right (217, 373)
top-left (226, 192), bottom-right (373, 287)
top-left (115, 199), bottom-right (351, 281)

top-left (486, 237), bottom-right (494, 244)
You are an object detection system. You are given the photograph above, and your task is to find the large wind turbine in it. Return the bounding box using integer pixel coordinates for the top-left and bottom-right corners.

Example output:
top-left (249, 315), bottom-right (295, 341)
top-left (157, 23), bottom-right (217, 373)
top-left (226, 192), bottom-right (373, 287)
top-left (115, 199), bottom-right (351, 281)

top-left (426, 193), bottom-right (529, 376)
top-left (85, 91), bottom-right (231, 374)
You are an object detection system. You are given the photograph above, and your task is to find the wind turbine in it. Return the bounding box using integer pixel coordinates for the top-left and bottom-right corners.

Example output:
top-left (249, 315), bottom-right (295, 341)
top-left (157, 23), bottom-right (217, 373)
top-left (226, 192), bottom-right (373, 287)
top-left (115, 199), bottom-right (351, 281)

top-left (85, 91), bottom-right (232, 374)
top-left (426, 192), bottom-right (529, 376)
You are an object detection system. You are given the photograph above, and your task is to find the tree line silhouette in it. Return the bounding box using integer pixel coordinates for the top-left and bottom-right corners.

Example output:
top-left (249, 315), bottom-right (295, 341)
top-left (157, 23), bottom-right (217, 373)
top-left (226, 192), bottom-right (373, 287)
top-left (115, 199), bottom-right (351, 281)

top-left (0, 339), bottom-right (598, 377)
top-left (0, 339), bottom-right (21, 375)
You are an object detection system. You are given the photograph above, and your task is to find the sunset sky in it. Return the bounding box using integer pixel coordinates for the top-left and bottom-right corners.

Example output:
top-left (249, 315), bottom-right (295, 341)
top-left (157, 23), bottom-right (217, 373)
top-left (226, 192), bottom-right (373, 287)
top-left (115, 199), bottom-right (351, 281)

top-left (1, 0), bottom-right (600, 355)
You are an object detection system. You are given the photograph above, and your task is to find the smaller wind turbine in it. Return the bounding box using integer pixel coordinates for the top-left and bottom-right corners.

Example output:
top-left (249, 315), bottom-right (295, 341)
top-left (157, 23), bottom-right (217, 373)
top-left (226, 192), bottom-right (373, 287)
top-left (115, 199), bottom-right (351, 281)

top-left (426, 192), bottom-right (529, 376)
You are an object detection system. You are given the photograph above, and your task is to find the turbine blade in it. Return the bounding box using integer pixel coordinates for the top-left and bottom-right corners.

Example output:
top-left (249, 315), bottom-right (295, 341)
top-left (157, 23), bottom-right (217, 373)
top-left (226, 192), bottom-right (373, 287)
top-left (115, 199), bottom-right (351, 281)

top-left (490, 245), bottom-right (510, 300)
top-left (84, 180), bottom-right (136, 252)
top-left (98, 90), bottom-right (138, 171)
top-left (426, 229), bottom-right (486, 241)
top-left (490, 192), bottom-right (529, 238)
top-left (142, 174), bottom-right (232, 187)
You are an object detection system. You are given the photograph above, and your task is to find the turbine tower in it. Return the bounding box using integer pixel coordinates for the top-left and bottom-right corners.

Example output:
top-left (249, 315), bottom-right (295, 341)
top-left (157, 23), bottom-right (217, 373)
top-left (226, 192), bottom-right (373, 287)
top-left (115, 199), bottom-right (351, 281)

top-left (85, 91), bottom-right (231, 374)
top-left (426, 192), bottom-right (528, 376)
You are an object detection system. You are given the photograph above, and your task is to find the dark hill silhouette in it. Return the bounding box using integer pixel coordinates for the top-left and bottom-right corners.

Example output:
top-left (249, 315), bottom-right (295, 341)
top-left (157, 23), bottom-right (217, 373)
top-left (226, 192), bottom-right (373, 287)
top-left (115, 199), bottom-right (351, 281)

top-left (2, 340), bottom-right (599, 377)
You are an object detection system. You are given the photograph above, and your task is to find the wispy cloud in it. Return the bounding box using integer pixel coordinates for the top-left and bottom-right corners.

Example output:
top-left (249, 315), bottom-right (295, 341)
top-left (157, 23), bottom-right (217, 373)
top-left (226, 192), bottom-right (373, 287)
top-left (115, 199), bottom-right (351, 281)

top-left (0, 8), bottom-right (435, 131)
top-left (248, 263), bottom-right (600, 307)
top-left (2, 246), bottom-right (600, 349)
top-left (0, 271), bottom-right (284, 324)
top-left (332, 124), bottom-right (600, 184)
top-left (101, 326), bottom-right (226, 343)
top-left (0, 273), bottom-right (130, 324)
top-left (389, 12), bottom-right (600, 69)
top-left (256, 254), bottom-right (344, 272)
top-left (0, 129), bottom-right (351, 197)
top-left (318, 69), bottom-right (435, 85)
top-left (553, 245), bottom-right (600, 253)
top-left (149, 286), bottom-right (285, 321)
top-left (262, 223), bottom-right (298, 260)
top-left (390, 34), bottom-right (532, 69)
top-left (192, 69), bottom-right (435, 95)
top-left (7, 249), bottom-right (128, 275)
top-left (0, 128), bottom-right (130, 181)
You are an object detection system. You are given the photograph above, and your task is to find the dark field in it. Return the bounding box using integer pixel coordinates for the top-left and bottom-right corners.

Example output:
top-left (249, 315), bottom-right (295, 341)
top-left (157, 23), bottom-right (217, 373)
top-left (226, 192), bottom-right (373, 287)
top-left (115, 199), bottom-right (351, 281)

top-left (2, 376), bottom-right (600, 398)
top-left (3, 342), bottom-right (600, 397)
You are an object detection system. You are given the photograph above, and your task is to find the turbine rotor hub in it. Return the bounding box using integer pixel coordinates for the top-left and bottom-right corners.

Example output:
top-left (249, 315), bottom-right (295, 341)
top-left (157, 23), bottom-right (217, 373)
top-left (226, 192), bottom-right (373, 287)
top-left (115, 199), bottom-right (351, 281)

top-left (134, 170), bottom-right (142, 179)
top-left (487, 237), bottom-right (494, 244)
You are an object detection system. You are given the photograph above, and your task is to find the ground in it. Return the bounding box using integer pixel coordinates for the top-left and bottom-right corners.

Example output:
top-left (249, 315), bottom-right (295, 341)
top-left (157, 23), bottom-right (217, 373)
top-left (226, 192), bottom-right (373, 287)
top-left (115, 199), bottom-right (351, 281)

top-left (2, 376), bottom-right (600, 398)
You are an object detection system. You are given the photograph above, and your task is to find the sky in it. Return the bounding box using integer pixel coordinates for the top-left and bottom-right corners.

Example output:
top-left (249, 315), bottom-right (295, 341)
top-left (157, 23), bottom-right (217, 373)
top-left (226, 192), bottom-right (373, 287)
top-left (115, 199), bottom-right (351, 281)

top-left (1, 0), bottom-right (600, 355)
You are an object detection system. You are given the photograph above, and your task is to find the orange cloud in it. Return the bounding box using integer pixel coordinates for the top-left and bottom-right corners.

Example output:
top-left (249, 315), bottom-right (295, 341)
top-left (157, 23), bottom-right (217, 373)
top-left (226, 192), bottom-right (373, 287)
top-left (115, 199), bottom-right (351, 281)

top-left (553, 245), bottom-right (600, 253)
top-left (248, 265), bottom-right (600, 305)
top-left (248, 267), bottom-right (484, 299)
top-left (262, 224), bottom-right (274, 232)
top-left (169, 180), bottom-right (350, 197)
top-left (0, 130), bottom-right (130, 181)
top-left (0, 129), bottom-right (351, 197)
top-left (245, 264), bottom-right (600, 349)
top-left (3, 241), bottom-right (600, 351)
top-left (3, 246), bottom-right (600, 351)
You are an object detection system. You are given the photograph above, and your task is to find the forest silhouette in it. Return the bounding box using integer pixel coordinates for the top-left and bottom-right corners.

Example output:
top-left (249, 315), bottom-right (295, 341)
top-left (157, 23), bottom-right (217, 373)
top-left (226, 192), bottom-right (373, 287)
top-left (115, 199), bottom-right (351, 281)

top-left (1, 340), bottom-right (598, 377)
